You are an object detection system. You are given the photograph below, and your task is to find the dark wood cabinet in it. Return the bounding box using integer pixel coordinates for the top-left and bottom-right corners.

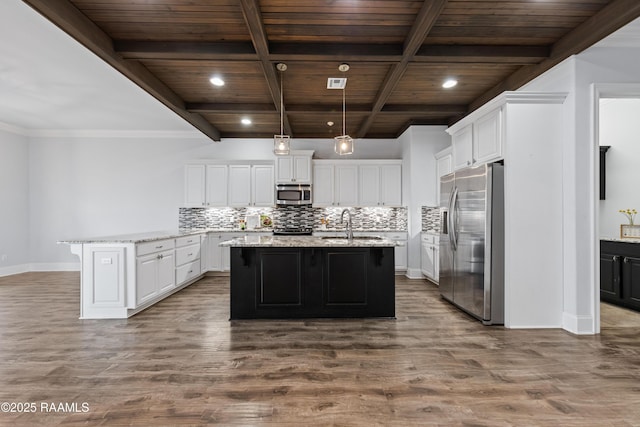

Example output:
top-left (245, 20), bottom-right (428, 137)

top-left (600, 240), bottom-right (640, 311)
top-left (229, 246), bottom-right (395, 319)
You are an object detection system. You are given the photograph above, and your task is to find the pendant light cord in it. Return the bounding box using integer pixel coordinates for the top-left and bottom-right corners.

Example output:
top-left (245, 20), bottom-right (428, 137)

top-left (280, 71), bottom-right (284, 135)
top-left (342, 86), bottom-right (346, 135)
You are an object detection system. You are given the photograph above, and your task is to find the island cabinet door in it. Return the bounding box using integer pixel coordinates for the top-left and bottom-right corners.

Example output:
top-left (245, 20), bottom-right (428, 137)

top-left (229, 247), bottom-right (308, 319)
top-left (321, 247), bottom-right (395, 317)
top-left (622, 256), bottom-right (640, 311)
top-left (600, 252), bottom-right (621, 305)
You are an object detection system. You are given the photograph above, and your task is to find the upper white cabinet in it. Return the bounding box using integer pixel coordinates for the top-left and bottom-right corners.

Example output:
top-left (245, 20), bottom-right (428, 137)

top-left (184, 165), bottom-right (228, 207)
top-left (358, 163), bottom-right (402, 206)
top-left (334, 164), bottom-right (358, 206)
top-left (313, 160), bottom-right (401, 207)
top-left (473, 108), bottom-right (503, 165)
top-left (435, 147), bottom-right (452, 205)
top-left (451, 107), bottom-right (503, 171)
top-left (275, 150), bottom-right (313, 184)
top-left (184, 162), bottom-right (274, 207)
top-left (451, 124), bottom-right (474, 170)
top-left (312, 163), bottom-right (335, 206)
top-left (228, 164), bottom-right (274, 207)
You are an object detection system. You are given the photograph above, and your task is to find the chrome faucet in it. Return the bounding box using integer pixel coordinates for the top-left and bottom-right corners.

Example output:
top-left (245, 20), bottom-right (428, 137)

top-left (340, 208), bottom-right (354, 240)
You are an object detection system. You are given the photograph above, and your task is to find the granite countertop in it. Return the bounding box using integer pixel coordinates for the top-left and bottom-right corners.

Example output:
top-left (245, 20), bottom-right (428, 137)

top-left (58, 228), bottom-right (274, 244)
top-left (601, 237), bottom-right (640, 243)
top-left (219, 235), bottom-right (401, 248)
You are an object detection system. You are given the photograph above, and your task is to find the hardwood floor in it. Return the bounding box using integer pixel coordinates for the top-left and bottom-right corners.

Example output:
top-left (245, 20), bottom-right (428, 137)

top-left (0, 272), bottom-right (639, 426)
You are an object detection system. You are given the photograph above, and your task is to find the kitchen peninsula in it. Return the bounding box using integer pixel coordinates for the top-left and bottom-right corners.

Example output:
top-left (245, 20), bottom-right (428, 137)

top-left (220, 235), bottom-right (397, 319)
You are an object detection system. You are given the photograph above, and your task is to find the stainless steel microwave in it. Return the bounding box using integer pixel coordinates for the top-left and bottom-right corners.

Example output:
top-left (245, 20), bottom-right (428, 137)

top-left (276, 184), bottom-right (312, 205)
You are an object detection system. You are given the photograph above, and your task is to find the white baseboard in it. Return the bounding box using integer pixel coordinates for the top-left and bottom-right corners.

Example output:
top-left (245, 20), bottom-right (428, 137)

top-left (562, 312), bottom-right (596, 335)
top-left (405, 268), bottom-right (424, 280)
top-left (0, 263), bottom-right (80, 277)
top-left (0, 264), bottom-right (29, 277)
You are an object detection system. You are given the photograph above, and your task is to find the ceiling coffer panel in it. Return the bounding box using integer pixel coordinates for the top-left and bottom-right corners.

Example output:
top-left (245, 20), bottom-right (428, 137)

top-left (23, 0), bottom-right (639, 140)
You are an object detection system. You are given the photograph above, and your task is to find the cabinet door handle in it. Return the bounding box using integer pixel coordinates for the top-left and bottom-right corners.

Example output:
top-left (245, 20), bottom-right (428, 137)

top-left (187, 253), bottom-right (193, 256)
top-left (623, 257), bottom-right (629, 264)
top-left (157, 254), bottom-right (163, 259)
top-left (155, 245), bottom-right (164, 249)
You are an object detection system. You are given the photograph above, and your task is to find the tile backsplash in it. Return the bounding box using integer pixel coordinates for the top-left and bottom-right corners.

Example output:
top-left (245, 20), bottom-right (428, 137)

top-left (179, 206), bottom-right (408, 231)
top-left (421, 206), bottom-right (442, 233)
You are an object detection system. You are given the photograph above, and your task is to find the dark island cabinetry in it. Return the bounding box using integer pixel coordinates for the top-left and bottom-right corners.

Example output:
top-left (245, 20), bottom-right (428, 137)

top-left (600, 240), bottom-right (640, 311)
top-left (230, 247), bottom-right (395, 319)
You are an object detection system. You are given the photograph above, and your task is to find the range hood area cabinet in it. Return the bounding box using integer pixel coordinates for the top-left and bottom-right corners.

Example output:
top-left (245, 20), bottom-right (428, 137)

top-left (275, 150), bottom-right (313, 184)
top-left (312, 160), bottom-right (402, 207)
top-left (184, 161), bottom-right (274, 207)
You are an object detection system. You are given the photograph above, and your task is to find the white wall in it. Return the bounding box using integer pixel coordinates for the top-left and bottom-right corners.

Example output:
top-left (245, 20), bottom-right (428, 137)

top-left (0, 126), bottom-right (30, 275)
top-left (521, 45), bottom-right (640, 333)
top-left (399, 126), bottom-right (450, 278)
top-left (599, 99), bottom-right (640, 237)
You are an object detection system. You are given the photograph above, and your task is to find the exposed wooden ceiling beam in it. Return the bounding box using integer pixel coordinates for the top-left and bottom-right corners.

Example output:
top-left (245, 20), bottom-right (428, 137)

top-left (186, 102), bottom-right (466, 116)
top-left (22, 0), bottom-right (221, 142)
top-left (356, 0), bottom-right (449, 138)
top-left (114, 41), bottom-right (257, 60)
top-left (415, 45), bottom-right (550, 64)
top-left (469, 0), bottom-right (640, 112)
top-left (239, 0), bottom-right (292, 136)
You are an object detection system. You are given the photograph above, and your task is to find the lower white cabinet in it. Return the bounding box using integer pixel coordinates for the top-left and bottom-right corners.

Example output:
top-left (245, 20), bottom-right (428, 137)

top-left (421, 233), bottom-right (439, 283)
top-left (385, 232), bottom-right (407, 272)
top-left (135, 239), bottom-right (176, 306)
top-left (175, 236), bottom-right (201, 285)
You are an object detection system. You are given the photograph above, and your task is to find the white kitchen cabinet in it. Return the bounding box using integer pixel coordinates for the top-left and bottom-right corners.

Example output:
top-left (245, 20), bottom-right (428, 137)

top-left (252, 164), bottom-right (275, 206)
top-left (385, 232), bottom-right (408, 272)
top-left (452, 124), bottom-right (473, 170)
top-left (334, 164), bottom-right (358, 206)
top-left (184, 164), bottom-right (228, 207)
top-left (312, 163), bottom-right (335, 207)
top-left (135, 239), bottom-right (176, 306)
top-left (421, 233), bottom-right (439, 283)
top-left (175, 235), bottom-right (201, 286)
top-left (200, 234), bottom-right (210, 274)
top-left (451, 108), bottom-right (503, 171)
top-left (435, 147), bottom-right (452, 205)
top-left (473, 108), bottom-right (503, 165)
top-left (228, 164), bottom-right (274, 207)
top-left (275, 151), bottom-right (313, 184)
top-left (185, 162), bottom-right (273, 208)
top-left (314, 160), bottom-right (401, 207)
top-left (359, 164), bottom-right (402, 206)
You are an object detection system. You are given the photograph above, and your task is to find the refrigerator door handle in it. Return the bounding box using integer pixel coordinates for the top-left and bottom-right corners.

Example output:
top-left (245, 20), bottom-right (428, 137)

top-left (450, 186), bottom-right (459, 251)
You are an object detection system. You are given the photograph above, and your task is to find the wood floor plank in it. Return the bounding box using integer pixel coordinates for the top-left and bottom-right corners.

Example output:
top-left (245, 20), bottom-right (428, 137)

top-left (0, 272), bottom-right (639, 426)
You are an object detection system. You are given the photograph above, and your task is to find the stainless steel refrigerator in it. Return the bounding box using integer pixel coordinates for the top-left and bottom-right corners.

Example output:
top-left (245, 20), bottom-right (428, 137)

top-left (439, 163), bottom-right (504, 325)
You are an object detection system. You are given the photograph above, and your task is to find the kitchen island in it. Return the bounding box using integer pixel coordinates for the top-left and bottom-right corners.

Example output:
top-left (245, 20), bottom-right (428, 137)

top-left (220, 235), bottom-right (397, 319)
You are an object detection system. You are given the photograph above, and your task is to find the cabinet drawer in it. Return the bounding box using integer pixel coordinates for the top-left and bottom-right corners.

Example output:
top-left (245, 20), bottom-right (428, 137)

top-left (176, 235), bottom-right (201, 248)
top-left (386, 232), bottom-right (407, 241)
top-left (176, 243), bottom-right (201, 266)
top-left (421, 233), bottom-right (439, 245)
top-left (176, 260), bottom-right (201, 285)
top-left (137, 239), bottom-right (175, 257)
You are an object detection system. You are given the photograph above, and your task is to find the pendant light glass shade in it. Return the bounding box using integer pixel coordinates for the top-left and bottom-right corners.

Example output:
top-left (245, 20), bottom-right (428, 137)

top-left (274, 63), bottom-right (290, 155)
top-left (274, 135), bottom-right (290, 155)
top-left (334, 65), bottom-right (353, 155)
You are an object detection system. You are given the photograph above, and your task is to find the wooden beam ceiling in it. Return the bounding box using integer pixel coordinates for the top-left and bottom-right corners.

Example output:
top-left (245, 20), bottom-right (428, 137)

top-left (355, 0), bottom-right (449, 138)
top-left (469, 0), bottom-right (640, 112)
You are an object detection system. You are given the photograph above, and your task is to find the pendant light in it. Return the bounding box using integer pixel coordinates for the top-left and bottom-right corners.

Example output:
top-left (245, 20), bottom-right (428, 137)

top-left (334, 63), bottom-right (353, 155)
top-left (274, 63), bottom-right (290, 155)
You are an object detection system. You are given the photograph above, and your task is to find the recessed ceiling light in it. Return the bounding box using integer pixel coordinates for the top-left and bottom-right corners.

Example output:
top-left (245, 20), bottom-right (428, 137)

top-left (442, 79), bottom-right (458, 89)
top-left (327, 121), bottom-right (334, 127)
top-left (210, 76), bottom-right (225, 87)
top-left (241, 118), bottom-right (252, 125)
